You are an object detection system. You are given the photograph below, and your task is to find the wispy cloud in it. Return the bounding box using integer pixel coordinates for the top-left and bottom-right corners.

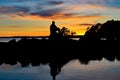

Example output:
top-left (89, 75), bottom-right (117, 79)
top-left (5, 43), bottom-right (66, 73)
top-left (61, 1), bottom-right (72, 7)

top-left (0, 0), bottom-right (119, 20)
top-left (48, 1), bottom-right (64, 5)
top-left (79, 23), bottom-right (94, 26)
top-left (30, 8), bottom-right (63, 17)
top-left (0, 6), bottom-right (29, 15)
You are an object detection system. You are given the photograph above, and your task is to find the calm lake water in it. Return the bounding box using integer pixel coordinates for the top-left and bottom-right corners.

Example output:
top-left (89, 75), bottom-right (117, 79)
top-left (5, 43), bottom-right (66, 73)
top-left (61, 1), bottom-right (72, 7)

top-left (0, 58), bottom-right (120, 80)
top-left (0, 38), bottom-right (21, 42)
top-left (0, 38), bottom-right (79, 42)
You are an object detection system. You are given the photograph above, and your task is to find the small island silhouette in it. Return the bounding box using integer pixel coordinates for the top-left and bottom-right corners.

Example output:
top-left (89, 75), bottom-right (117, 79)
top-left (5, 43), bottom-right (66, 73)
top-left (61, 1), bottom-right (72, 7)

top-left (0, 20), bottom-right (120, 80)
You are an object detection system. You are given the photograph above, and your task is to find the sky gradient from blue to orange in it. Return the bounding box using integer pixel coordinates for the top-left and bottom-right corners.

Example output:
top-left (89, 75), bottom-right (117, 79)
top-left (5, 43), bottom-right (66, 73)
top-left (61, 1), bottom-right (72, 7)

top-left (0, 0), bottom-right (120, 36)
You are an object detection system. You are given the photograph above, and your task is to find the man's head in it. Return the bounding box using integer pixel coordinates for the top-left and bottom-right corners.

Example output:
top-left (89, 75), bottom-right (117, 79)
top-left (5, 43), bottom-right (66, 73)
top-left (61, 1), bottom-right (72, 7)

top-left (52, 21), bottom-right (55, 25)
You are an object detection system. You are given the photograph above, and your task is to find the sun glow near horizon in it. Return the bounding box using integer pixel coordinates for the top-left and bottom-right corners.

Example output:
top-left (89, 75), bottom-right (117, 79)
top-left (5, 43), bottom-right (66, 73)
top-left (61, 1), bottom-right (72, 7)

top-left (0, 15), bottom-right (98, 36)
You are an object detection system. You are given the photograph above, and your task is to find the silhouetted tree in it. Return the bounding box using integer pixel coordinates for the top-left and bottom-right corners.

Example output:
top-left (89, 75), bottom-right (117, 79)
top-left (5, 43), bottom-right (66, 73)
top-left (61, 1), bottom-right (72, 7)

top-left (71, 31), bottom-right (76, 36)
top-left (84, 20), bottom-right (120, 40)
top-left (60, 27), bottom-right (71, 36)
top-left (84, 23), bottom-right (102, 40)
top-left (97, 20), bottom-right (120, 40)
top-left (60, 27), bottom-right (76, 36)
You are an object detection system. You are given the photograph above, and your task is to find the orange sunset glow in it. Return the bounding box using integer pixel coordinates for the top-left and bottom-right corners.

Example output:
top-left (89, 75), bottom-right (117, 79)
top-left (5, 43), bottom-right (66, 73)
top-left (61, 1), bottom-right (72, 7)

top-left (0, 0), bottom-right (120, 36)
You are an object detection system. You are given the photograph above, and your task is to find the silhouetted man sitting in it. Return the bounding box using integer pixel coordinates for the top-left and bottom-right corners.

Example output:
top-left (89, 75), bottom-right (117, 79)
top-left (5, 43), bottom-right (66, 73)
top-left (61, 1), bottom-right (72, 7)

top-left (50, 21), bottom-right (60, 38)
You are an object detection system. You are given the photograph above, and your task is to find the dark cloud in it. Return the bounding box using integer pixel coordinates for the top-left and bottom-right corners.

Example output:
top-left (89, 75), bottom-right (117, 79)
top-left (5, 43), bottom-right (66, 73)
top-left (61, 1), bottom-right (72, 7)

top-left (0, 5), bottom-right (66, 18)
top-left (30, 8), bottom-right (63, 17)
top-left (54, 13), bottom-right (80, 19)
top-left (0, 0), bottom-right (65, 18)
top-left (48, 1), bottom-right (64, 5)
top-left (0, 6), bottom-right (29, 15)
top-left (0, 5), bottom-right (103, 19)
top-left (79, 23), bottom-right (94, 26)
top-left (78, 13), bottom-right (101, 18)
top-left (58, 13), bottom-right (102, 19)
top-left (63, 13), bottom-right (79, 16)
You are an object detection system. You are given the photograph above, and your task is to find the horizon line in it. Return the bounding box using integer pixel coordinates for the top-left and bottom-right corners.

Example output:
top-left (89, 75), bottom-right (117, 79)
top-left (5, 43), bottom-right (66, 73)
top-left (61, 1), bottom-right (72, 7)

top-left (0, 35), bottom-right (84, 38)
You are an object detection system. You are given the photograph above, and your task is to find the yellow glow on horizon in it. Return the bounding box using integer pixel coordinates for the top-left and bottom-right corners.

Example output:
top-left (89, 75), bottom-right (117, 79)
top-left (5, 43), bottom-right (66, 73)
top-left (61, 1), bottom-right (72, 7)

top-left (0, 31), bottom-right (49, 37)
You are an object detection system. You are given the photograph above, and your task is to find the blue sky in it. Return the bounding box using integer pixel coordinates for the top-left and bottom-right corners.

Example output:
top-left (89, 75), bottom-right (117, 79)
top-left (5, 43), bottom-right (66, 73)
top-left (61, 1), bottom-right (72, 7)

top-left (0, 0), bottom-right (120, 16)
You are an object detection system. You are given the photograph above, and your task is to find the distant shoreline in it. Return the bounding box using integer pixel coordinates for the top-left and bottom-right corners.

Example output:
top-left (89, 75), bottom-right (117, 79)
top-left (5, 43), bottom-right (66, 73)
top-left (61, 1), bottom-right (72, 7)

top-left (0, 35), bottom-right (83, 38)
top-left (0, 35), bottom-right (83, 42)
